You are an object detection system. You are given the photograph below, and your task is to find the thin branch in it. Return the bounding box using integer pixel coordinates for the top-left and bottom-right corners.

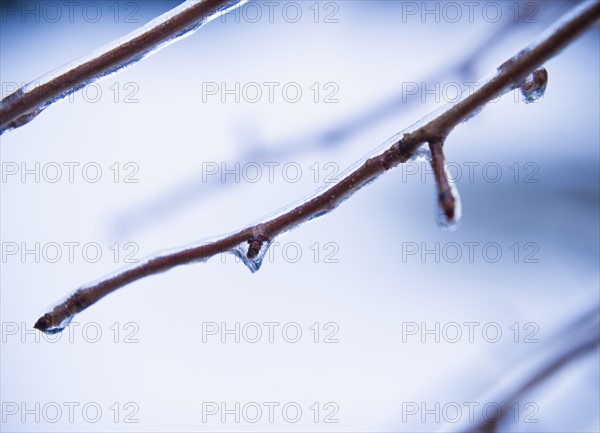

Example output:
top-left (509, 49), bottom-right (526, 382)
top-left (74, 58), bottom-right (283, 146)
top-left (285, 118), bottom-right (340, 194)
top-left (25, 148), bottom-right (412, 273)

top-left (34, 2), bottom-right (600, 333)
top-left (0, 0), bottom-right (244, 134)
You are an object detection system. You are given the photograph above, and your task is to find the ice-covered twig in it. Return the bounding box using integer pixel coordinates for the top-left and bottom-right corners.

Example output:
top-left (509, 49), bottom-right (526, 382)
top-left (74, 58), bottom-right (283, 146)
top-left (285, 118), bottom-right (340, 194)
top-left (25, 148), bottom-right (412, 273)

top-left (428, 139), bottom-right (456, 223)
top-left (34, 1), bottom-right (600, 333)
top-left (0, 0), bottom-right (245, 134)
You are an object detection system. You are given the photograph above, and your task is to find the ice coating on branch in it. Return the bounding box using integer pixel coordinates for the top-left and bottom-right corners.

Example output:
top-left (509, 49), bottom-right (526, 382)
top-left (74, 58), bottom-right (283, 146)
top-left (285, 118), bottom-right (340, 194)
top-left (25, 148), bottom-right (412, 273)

top-left (34, 294), bottom-right (77, 335)
top-left (41, 315), bottom-right (74, 335)
top-left (436, 178), bottom-right (462, 231)
top-left (520, 68), bottom-right (548, 103)
top-left (26, 0), bottom-right (247, 88)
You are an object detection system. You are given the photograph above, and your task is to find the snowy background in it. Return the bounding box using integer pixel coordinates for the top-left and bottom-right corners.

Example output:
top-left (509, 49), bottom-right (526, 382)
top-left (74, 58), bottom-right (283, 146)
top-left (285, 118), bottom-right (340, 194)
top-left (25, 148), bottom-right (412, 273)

top-left (1, 0), bottom-right (599, 431)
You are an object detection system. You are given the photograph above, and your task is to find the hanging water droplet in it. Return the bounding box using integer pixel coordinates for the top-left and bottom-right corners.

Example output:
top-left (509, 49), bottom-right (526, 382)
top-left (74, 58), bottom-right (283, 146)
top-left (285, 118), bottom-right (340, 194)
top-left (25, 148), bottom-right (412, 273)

top-left (519, 68), bottom-right (548, 103)
top-left (412, 144), bottom-right (432, 162)
top-left (233, 236), bottom-right (272, 273)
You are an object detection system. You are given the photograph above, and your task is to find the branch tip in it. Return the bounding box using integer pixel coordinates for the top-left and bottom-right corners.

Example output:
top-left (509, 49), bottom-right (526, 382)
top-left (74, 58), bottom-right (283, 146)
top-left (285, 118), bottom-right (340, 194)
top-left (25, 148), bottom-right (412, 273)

top-left (33, 315), bottom-right (49, 332)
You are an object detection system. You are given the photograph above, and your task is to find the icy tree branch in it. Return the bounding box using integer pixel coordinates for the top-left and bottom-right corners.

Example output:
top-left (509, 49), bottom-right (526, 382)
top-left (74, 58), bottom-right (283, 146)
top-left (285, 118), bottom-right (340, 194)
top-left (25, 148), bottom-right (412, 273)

top-left (34, 1), bottom-right (600, 333)
top-left (0, 0), bottom-right (244, 134)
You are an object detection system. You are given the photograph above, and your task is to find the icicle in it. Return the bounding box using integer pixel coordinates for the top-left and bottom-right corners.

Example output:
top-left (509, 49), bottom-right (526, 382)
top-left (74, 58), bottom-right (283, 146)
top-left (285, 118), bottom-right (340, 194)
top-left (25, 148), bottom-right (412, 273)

top-left (519, 67), bottom-right (548, 103)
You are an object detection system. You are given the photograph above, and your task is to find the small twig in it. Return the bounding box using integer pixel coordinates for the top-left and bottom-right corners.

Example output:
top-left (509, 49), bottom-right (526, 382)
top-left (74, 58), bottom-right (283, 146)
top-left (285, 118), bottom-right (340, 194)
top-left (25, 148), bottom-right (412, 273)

top-left (34, 2), bottom-right (600, 332)
top-left (0, 0), bottom-right (243, 134)
top-left (428, 139), bottom-right (456, 222)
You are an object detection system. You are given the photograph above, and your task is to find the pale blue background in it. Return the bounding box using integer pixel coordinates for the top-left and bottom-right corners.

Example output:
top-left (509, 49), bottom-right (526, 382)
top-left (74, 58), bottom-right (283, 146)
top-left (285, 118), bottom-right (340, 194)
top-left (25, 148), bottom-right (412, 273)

top-left (1, 1), bottom-right (599, 431)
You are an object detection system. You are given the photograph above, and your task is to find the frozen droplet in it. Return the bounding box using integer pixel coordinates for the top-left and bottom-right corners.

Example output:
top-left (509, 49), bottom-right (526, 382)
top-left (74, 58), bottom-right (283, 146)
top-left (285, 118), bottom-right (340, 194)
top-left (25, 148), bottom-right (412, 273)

top-left (520, 68), bottom-right (548, 103)
top-left (412, 144), bottom-right (432, 162)
top-left (233, 237), bottom-right (272, 273)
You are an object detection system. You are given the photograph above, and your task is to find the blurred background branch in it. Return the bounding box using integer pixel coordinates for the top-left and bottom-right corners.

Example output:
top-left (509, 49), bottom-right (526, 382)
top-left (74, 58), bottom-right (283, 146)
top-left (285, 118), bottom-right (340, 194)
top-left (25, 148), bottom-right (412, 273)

top-left (456, 304), bottom-right (599, 433)
top-left (0, 0), bottom-right (245, 134)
